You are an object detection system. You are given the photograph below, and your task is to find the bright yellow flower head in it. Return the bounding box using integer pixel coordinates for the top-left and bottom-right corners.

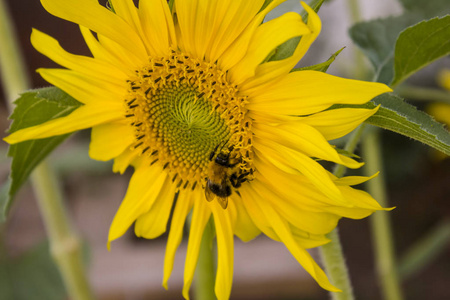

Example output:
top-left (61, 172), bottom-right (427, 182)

top-left (5, 0), bottom-right (392, 299)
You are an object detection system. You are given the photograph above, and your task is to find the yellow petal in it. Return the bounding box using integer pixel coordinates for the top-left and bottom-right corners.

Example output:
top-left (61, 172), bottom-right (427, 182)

top-left (79, 26), bottom-right (134, 76)
top-left (254, 155), bottom-right (384, 219)
top-left (253, 122), bottom-right (362, 169)
top-left (298, 107), bottom-right (379, 141)
top-left (89, 120), bottom-right (135, 161)
top-left (229, 11), bottom-right (310, 84)
top-left (175, 0), bottom-right (265, 62)
top-left (207, 1), bottom-right (265, 63)
top-left (41, 0), bottom-right (147, 61)
top-left (253, 156), bottom-right (345, 208)
top-left (209, 201), bottom-right (234, 300)
top-left (163, 191), bottom-right (194, 289)
top-left (110, 0), bottom-right (170, 58)
top-left (232, 195), bottom-right (261, 242)
top-left (139, 0), bottom-right (176, 56)
top-left (290, 226), bottom-right (330, 249)
top-left (109, 0), bottom-right (144, 42)
top-left (5, 102), bottom-right (122, 144)
top-left (339, 184), bottom-right (388, 213)
top-left (182, 194), bottom-right (211, 300)
top-left (333, 172), bottom-right (379, 186)
top-left (253, 137), bottom-right (346, 205)
top-left (249, 179), bottom-right (340, 235)
top-left (31, 29), bottom-right (128, 83)
top-left (112, 148), bottom-right (138, 174)
top-left (254, 196), bottom-right (340, 292)
top-left (134, 180), bottom-right (177, 239)
top-left (172, 0), bottom-right (198, 58)
top-left (37, 68), bottom-right (125, 105)
top-left (241, 2), bottom-right (321, 90)
top-left (247, 70), bottom-right (391, 116)
top-left (108, 165), bottom-right (167, 248)
top-left (219, 0), bottom-right (286, 71)
top-left (239, 184), bottom-right (280, 242)
top-left (96, 33), bottom-right (146, 69)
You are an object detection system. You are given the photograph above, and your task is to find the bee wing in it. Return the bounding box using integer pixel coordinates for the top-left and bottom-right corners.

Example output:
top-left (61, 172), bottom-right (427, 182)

top-left (216, 196), bottom-right (228, 209)
top-left (205, 180), bottom-right (229, 209)
top-left (205, 181), bottom-right (216, 202)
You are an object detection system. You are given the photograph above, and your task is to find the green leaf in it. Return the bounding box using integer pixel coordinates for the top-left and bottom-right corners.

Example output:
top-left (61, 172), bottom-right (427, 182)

top-left (293, 47), bottom-right (344, 72)
top-left (268, 37), bottom-right (301, 62)
top-left (0, 178), bottom-right (11, 223)
top-left (399, 0), bottom-right (450, 18)
top-left (2, 87), bottom-right (83, 221)
top-left (365, 93), bottom-right (450, 155)
top-left (0, 242), bottom-right (66, 300)
top-left (349, 14), bottom-right (419, 84)
top-left (391, 16), bottom-right (450, 87)
top-left (330, 93), bottom-right (450, 155)
top-left (349, 0), bottom-right (450, 85)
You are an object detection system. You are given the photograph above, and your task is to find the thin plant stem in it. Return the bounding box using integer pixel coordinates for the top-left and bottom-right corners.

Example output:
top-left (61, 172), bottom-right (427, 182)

top-left (346, 0), bottom-right (370, 80)
top-left (319, 125), bottom-right (366, 300)
top-left (320, 0), bottom-right (374, 297)
top-left (31, 164), bottom-right (94, 300)
top-left (0, 1), bottom-right (93, 299)
top-left (362, 129), bottom-right (403, 300)
top-left (0, 0), bottom-right (30, 110)
top-left (395, 85), bottom-right (450, 104)
top-left (319, 229), bottom-right (354, 300)
top-left (194, 217), bottom-right (216, 300)
top-left (334, 124), bottom-right (367, 177)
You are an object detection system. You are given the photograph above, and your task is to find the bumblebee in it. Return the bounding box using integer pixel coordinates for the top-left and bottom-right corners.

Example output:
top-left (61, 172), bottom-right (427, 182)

top-left (205, 144), bottom-right (250, 209)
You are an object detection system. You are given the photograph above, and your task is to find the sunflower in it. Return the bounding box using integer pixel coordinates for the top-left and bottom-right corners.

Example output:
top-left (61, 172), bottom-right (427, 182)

top-left (5, 0), bottom-right (392, 299)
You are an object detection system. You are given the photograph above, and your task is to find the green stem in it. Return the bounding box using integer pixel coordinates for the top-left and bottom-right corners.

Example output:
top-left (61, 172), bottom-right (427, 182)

top-left (319, 125), bottom-right (365, 300)
top-left (31, 164), bottom-right (93, 300)
top-left (0, 0), bottom-right (30, 109)
top-left (398, 219), bottom-right (450, 280)
top-left (395, 85), bottom-right (450, 104)
top-left (346, 0), bottom-right (370, 80)
top-left (334, 124), bottom-right (367, 178)
top-left (194, 217), bottom-right (216, 300)
top-left (362, 129), bottom-right (403, 300)
top-left (0, 1), bottom-right (93, 299)
top-left (347, 0), bottom-right (362, 23)
top-left (319, 229), bottom-right (354, 300)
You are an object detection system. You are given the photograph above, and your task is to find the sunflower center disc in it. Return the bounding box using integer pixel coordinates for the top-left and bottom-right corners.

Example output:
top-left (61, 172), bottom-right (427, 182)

top-left (124, 50), bottom-right (254, 190)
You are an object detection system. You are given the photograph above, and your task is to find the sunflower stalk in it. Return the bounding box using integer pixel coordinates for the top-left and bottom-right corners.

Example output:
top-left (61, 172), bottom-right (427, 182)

top-left (362, 129), bottom-right (404, 300)
top-left (394, 85), bottom-right (450, 104)
top-left (319, 124), bottom-right (366, 300)
top-left (0, 1), bottom-right (93, 299)
top-left (194, 217), bottom-right (216, 300)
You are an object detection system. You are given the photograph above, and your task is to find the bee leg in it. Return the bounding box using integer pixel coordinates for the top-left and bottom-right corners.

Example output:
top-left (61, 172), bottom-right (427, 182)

top-left (230, 171), bottom-right (252, 188)
top-left (227, 161), bottom-right (239, 168)
top-left (230, 173), bottom-right (244, 188)
top-left (229, 174), bottom-right (239, 188)
top-left (209, 144), bottom-right (221, 161)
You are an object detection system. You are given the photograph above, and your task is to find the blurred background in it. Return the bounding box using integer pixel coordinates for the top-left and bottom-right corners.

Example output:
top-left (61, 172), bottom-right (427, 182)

top-left (1, 0), bottom-right (449, 299)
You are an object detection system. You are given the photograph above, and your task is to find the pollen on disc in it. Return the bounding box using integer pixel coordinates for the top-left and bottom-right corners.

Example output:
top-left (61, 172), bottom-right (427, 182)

top-left (123, 49), bottom-right (255, 190)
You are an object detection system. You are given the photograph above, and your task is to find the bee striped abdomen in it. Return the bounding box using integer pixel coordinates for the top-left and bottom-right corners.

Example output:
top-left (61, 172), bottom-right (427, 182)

top-left (207, 180), bottom-right (232, 197)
